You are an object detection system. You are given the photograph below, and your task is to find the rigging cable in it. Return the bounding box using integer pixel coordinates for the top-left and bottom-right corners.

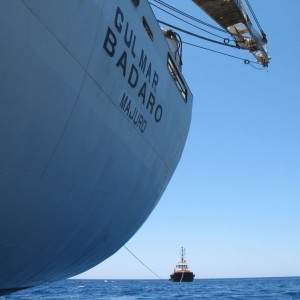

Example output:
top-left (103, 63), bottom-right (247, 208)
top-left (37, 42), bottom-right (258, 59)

top-left (248, 62), bottom-right (265, 71)
top-left (150, 2), bottom-right (232, 41)
top-left (152, 2), bottom-right (264, 67)
top-left (157, 20), bottom-right (237, 48)
top-left (244, 0), bottom-right (267, 40)
top-left (151, 0), bottom-right (227, 34)
top-left (182, 41), bottom-right (260, 66)
top-left (123, 246), bottom-right (163, 279)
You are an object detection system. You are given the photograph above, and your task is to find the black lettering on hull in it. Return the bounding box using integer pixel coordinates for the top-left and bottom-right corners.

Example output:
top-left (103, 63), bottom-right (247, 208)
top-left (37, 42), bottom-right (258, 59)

top-left (102, 6), bottom-right (163, 130)
top-left (120, 93), bottom-right (147, 133)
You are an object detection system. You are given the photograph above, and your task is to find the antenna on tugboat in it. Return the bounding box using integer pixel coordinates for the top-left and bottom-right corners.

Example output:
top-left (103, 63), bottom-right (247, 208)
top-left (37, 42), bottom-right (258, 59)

top-left (180, 247), bottom-right (186, 263)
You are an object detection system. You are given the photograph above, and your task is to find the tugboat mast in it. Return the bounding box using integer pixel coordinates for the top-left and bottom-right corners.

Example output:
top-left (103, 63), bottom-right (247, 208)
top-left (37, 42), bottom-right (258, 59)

top-left (180, 247), bottom-right (186, 263)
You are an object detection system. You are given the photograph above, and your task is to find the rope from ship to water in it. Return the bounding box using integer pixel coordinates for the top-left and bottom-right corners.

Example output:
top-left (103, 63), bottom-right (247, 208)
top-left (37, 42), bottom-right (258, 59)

top-left (180, 270), bottom-right (185, 283)
top-left (123, 246), bottom-right (163, 279)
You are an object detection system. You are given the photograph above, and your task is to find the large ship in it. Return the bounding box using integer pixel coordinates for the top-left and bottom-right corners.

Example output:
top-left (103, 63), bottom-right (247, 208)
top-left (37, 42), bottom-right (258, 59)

top-left (0, 0), bottom-right (269, 295)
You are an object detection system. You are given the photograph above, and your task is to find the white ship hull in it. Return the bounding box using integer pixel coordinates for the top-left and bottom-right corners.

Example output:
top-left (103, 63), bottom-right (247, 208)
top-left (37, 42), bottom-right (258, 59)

top-left (0, 0), bottom-right (192, 293)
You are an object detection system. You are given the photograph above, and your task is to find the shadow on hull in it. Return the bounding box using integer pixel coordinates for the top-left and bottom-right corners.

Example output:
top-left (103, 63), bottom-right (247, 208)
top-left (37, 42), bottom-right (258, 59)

top-left (0, 287), bottom-right (30, 296)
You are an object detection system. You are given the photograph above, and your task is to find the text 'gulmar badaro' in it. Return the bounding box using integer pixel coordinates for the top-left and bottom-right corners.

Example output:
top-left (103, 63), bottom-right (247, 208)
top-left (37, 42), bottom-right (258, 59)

top-left (103, 6), bottom-right (163, 133)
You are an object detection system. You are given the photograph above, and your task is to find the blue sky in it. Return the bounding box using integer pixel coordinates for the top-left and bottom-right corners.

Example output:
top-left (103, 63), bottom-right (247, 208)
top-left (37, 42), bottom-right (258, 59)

top-left (75, 1), bottom-right (300, 279)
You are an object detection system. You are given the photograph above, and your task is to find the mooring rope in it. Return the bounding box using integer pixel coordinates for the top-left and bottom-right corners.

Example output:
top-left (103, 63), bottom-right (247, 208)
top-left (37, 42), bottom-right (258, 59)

top-left (180, 270), bottom-right (185, 283)
top-left (123, 246), bottom-right (163, 279)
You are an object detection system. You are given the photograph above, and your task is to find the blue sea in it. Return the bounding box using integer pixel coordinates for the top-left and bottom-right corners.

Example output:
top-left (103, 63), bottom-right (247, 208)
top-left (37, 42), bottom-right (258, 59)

top-left (2, 277), bottom-right (300, 299)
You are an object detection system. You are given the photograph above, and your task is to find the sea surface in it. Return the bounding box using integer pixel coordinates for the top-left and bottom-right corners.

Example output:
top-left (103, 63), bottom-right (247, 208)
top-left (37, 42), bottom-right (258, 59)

top-left (2, 277), bottom-right (300, 300)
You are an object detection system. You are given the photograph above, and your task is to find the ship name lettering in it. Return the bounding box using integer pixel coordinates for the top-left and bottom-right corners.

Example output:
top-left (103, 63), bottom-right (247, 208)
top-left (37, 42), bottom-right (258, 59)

top-left (137, 82), bottom-right (162, 123)
top-left (102, 6), bottom-right (163, 124)
top-left (115, 50), bottom-right (162, 123)
top-left (114, 6), bottom-right (136, 58)
top-left (103, 26), bottom-right (116, 57)
top-left (120, 92), bottom-right (147, 133)
top-left (139, 50), bottom-right (159, 93)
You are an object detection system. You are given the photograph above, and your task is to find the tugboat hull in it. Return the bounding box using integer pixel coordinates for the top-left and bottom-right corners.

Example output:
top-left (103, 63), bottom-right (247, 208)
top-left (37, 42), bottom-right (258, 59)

top-left (170, 271), bottom-right (195, 282)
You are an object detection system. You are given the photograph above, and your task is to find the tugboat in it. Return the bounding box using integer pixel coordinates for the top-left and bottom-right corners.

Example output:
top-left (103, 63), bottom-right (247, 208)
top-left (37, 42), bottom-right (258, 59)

top-left (170, 247), bottom-right (195, 282)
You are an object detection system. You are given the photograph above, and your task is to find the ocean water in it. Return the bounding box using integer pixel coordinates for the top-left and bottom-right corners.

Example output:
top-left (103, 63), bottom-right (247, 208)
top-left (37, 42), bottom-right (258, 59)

top-left (2, 277), bottom-right (300, 300)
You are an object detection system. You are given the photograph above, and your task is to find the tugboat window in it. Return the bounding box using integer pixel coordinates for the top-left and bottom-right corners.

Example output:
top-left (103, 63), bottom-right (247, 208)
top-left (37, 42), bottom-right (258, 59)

top-left (167, 54), bottom-right (187, 102)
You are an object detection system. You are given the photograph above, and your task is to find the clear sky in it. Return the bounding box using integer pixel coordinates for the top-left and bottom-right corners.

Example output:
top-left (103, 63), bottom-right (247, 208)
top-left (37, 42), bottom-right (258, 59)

top-left (75, 0), bottom-right (300, 280)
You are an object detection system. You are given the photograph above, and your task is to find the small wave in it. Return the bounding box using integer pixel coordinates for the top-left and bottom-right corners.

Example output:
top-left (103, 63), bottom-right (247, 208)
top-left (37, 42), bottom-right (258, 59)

top-left (285, 291), bottom-right (300, 299)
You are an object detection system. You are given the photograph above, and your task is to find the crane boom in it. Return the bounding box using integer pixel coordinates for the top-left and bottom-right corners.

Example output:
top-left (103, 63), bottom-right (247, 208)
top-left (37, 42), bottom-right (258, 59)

top-left (193, 0), bottom-right (270, 67)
